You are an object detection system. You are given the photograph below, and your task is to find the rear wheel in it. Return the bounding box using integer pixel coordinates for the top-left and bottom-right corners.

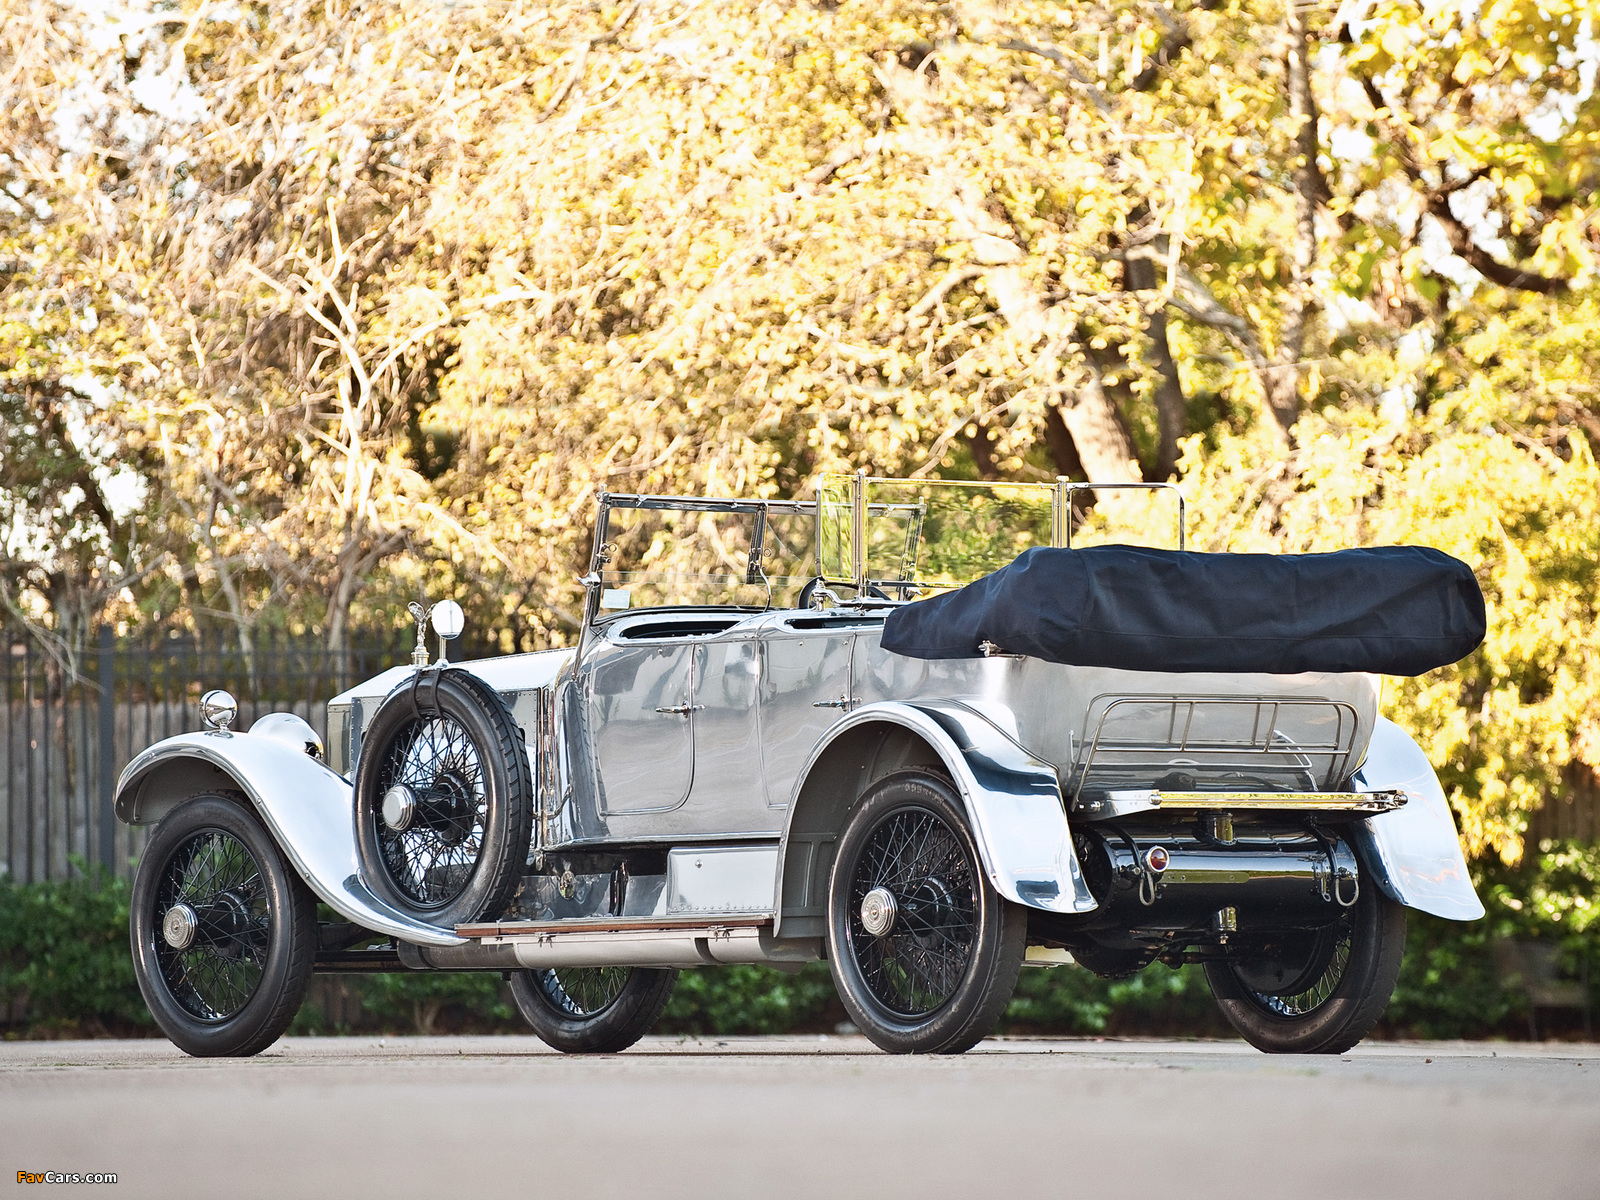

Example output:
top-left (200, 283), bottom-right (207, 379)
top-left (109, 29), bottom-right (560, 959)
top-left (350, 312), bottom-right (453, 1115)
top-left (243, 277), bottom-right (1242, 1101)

top-left (130, 794), bottom-right (317, 1057)
top-left (1203, 884), bottom-right (1406, 1054)
top-left (354, 669), bottom-right (534, 927)
top-left (826, 770), bottom-right (1026, 1054)
top-left (509, 966), bottom-right (678, 1054)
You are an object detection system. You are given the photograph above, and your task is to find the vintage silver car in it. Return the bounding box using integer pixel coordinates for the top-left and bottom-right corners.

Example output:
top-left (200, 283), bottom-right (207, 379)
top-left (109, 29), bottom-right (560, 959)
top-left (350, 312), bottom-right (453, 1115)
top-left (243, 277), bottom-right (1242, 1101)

top-left (115, 474), bottom-right (1484, 1056)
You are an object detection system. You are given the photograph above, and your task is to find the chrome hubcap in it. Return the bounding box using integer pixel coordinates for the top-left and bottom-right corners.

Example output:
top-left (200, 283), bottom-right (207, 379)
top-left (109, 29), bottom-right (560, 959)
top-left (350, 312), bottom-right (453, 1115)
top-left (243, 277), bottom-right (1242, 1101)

top-left (860, 886), bottom-right (898, 937)
top-left (382, 784), bottom-right (417, 832)
top-left (162, 902), bottom-right (198, 950)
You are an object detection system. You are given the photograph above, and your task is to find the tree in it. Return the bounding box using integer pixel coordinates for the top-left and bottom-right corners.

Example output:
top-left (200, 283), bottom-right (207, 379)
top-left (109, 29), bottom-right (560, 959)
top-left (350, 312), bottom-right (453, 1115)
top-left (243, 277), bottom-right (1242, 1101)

top-left (3, 0), bottom-right (1598, 862)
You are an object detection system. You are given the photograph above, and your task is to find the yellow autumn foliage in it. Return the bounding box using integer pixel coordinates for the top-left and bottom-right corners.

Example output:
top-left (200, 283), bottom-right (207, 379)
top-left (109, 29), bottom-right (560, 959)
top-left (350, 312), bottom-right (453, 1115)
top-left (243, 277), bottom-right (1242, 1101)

top-left (2, 0), bottom-right (1598, 862)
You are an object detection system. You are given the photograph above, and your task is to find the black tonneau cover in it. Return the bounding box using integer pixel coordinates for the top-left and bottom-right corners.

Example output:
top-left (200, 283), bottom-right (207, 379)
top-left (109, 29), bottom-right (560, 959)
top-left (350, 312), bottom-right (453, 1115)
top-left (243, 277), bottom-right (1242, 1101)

top-left (879, 545), bottom-right (1485, 676)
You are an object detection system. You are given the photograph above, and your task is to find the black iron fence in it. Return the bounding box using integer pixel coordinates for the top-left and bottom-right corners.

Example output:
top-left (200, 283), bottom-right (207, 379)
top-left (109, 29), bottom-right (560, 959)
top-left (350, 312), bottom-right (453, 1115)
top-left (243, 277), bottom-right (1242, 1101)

top-left (1, 627), bottom-right (401, 882)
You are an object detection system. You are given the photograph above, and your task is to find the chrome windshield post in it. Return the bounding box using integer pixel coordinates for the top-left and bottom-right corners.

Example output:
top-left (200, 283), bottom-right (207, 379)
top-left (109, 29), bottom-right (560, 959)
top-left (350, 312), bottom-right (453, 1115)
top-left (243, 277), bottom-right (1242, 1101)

top-left (851, 468), bottom-right (867, 596)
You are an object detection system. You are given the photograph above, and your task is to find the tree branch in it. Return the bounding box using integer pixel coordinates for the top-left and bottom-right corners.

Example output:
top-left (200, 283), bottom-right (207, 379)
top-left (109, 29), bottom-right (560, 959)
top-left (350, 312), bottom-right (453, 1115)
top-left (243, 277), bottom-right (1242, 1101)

top-left (1344, 57), bottom-right (1573, 296)
top-left (1131, 0), bottom-right (1222, 93)
top-left (538, 0), bottom-right (643, 120)
top-left (1425, 194), bottom-right (1570, 295)
top-left (996, 38), bottom-right (1112, 114)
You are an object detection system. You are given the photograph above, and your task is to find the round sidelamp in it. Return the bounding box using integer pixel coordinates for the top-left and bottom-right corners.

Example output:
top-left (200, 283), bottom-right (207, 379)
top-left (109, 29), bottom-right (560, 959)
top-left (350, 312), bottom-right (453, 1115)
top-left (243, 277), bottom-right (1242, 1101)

top-left (382, 784), bottom-right (417, 832)
top-left (1143, 845), bottom-right (1171, 874)
top-left (430, 599), bottom-right (465, 640)
top-left (859, 886), bottom-right (898, 937)
top-left (162, 902), bottom-right (199, 950)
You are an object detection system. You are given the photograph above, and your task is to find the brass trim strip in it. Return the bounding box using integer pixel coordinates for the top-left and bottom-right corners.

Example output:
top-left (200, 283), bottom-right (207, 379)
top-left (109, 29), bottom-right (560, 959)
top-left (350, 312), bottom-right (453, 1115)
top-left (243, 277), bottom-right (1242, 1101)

top-left (1151, 790), bottom-right (1405, 812)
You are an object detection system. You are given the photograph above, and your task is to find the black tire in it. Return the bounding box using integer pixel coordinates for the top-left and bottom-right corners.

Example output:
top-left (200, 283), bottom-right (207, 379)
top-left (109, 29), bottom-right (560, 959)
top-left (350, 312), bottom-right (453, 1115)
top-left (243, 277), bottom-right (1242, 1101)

top-left (130, 794), bottom-right (317, 1058)
top-left (354, 669), bottom-right (534, 928)
top-left (1203, 883), bottom-right (1407, 1054)
top-left (509, 966), bottom-right (678, 1054)
top-left (826, 770), bottom-right (1026, 1054)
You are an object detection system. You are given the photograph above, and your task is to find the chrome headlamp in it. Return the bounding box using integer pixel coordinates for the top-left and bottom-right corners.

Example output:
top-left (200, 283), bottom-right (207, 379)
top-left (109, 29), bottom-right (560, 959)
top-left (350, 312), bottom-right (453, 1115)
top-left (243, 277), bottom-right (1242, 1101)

top-left (199, 689), bottom-right (238, 736)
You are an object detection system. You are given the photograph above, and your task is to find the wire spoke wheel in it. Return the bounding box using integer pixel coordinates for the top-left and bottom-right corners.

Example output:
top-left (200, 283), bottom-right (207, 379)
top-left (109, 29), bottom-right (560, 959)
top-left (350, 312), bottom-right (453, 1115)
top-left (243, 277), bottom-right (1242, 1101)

top-left (374, 713), bottom-right (487, 909)
top-left (1204, 883), bottom-right (1407, 1055)
top-left (827, 771), bottom-right (1025, 1055)
top-left (532, 967), bottom-right (631, 1018)
top-left (847, 807), bottom-right (978, 1017)
top-left (354, 671), bottom-right (534, 928)
top-left (153, 829), bottom-right (270, 1020)
top-left (1250, 931), bottom-right (1352, 1018)
top-left (510, 966), bottom-right (679, 1054)
top-left (131, 794), bottom-right (316, 1058)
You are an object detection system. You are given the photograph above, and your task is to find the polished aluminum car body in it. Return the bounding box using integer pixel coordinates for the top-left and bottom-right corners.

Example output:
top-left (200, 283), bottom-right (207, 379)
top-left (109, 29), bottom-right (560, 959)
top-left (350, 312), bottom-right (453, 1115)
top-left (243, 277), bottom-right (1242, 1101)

top-left (116, 474), bottom-right (1483, 1053)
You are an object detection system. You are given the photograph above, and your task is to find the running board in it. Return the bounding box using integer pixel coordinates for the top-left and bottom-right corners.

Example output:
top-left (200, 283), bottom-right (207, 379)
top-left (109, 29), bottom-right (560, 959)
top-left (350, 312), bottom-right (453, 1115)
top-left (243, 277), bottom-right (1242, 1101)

top-left (441, 914), bottom-right (786, 970)
top-left (455, 914), bottom-right (772, 939)
top-left (1072, 789), bottom-right (1407, 821)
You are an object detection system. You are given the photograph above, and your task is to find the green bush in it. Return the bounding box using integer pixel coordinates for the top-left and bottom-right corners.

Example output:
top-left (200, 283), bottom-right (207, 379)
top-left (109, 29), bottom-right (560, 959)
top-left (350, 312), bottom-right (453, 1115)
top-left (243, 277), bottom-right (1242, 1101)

top-left (1383, 841), bottom-right (1600, 1039)
top-left (3, 847), bottom-right (1595, 1041)
top-left (0, 860), bottom-right (151, 1036)
top-left (289, 972), bottom-right (519, 1036)
top-left (659, 963), bottom-right (842, 1035)
top-left (1004, 962), bottom-right (1232, 1039)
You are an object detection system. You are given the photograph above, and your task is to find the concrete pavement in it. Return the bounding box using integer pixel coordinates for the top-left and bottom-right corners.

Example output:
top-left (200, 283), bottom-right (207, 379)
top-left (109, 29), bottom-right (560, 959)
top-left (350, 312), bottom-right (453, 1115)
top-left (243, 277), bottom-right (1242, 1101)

top-left (2, 1035), bottom-right (1596, 1199)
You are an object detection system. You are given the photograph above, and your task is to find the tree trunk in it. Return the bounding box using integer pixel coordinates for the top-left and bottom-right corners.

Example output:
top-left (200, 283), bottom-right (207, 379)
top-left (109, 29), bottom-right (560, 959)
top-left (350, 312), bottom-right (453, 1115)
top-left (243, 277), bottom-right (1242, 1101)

top-left (1267, 1), bottom-right (1330, 445)
top-left (1123, 253), bottom-right (1188, 478)
top-left (1042, 402), bottom-right (1086, 480)
top-left (964, 423), bottom-right (1001, 480)
top-left (1054, 367), bottom-right (1143, 484)
top-left (981, 265), bottom-right (1142, 483)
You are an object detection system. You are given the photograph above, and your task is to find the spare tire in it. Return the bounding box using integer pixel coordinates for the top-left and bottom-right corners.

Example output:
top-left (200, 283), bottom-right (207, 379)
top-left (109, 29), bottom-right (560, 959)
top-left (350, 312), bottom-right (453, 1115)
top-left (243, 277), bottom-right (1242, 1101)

top-left (354, 669), bottom-right (533, 927)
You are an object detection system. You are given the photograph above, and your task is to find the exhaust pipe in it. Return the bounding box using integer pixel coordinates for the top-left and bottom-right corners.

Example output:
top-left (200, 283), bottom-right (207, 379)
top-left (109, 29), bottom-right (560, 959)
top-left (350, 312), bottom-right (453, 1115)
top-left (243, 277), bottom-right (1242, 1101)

top-left (395, 922), bottom-right (815, 970)
top-left (1076, 823), bottom-right (1360, 933)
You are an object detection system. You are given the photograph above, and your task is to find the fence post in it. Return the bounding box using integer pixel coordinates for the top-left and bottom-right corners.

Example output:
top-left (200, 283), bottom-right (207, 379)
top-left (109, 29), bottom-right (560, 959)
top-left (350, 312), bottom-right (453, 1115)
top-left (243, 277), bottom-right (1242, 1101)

top-left (97, 625), bottom-right (115, 873)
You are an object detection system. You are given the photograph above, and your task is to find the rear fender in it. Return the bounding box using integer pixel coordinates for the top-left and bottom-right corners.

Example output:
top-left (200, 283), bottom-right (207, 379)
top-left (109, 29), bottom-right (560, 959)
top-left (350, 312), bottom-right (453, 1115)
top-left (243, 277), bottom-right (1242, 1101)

top-left (1350, 717), bottom-right (1485, 921)
top-left (774, 700), bottom-right (1096, 938)
top-left (115, 725), bottom-right (464, 947)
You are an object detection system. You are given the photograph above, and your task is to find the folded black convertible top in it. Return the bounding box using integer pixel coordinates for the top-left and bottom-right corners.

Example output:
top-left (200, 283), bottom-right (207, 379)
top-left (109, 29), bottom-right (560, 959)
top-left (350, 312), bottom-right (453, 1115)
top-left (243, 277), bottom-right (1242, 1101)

top-left (879, 545), bottom-right (1485, 676)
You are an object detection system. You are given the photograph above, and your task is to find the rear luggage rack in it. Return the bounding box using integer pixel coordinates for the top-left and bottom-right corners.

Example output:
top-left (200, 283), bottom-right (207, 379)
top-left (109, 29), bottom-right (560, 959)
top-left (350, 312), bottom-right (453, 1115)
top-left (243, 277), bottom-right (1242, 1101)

top-left (1068, 695), bottom-right (1367, 800)
top-left (1072, 788), bottom-right (1407, 821)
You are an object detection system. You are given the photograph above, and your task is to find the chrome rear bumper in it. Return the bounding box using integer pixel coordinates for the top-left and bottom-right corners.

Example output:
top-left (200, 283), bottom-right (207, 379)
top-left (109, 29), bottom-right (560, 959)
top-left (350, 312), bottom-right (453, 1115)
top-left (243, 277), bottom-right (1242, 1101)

top-left (1073, 789), bottom-right (1407, 820)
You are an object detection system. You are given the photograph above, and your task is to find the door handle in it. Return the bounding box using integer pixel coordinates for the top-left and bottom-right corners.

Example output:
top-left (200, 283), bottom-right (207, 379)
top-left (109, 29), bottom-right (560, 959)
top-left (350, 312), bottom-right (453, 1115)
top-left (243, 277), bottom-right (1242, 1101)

top-left (812, 697), bottom-right (853, 709)
top-left (654, 704), bottom-right (704, 716)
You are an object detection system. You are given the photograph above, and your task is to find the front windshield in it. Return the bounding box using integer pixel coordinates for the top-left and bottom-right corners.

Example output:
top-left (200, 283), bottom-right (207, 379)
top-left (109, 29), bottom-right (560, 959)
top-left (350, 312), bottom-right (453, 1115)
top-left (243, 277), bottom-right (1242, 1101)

top-left (816, 475), bottom-right (1183, 593)
top-left (593, 498), bottom-right (816, 613)
top-left (589, 479), bottom-right (1182, 615)
top-left (818, 478), bottom-right (1054, 592)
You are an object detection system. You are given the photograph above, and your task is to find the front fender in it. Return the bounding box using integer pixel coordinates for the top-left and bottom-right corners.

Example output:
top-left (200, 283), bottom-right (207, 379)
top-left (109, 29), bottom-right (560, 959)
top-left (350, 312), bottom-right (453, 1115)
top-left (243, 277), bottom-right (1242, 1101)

top-left (1350, 717), bottom-right (1484, 921)
top-left (115, 727), bottom-right (464, 946)
top-left (776, 700), bottom-right (1096, 935)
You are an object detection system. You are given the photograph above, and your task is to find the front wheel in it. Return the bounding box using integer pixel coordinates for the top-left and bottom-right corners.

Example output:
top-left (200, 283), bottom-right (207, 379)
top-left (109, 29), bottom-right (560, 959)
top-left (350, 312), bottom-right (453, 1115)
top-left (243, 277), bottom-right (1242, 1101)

top-left (130, 794), bottom-right (318, 1057)
top-left (509, 966), bottom-right (678, 1054)
top-left (826, 770), bottom-right (1026, 1054)
top-left (1203, 883), bottom-right (1407, 1054)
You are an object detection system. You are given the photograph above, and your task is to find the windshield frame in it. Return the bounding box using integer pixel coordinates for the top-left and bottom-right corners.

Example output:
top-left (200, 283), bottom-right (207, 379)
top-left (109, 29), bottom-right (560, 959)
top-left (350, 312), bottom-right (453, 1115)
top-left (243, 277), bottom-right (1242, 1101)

top-left (815, 473), bottom-right (1187, 597)
top-left (582, 493), bottom-right (818, 628)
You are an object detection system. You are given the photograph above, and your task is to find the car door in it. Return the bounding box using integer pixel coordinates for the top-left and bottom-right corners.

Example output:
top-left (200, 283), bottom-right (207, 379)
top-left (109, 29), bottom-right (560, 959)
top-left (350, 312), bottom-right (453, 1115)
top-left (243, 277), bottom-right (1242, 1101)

top-left (677, 632), bottom-right (770, 834)
top-left (586, 637), bottom-right (696, 814)
top-left (758, 617), bottom-right (863, 808)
